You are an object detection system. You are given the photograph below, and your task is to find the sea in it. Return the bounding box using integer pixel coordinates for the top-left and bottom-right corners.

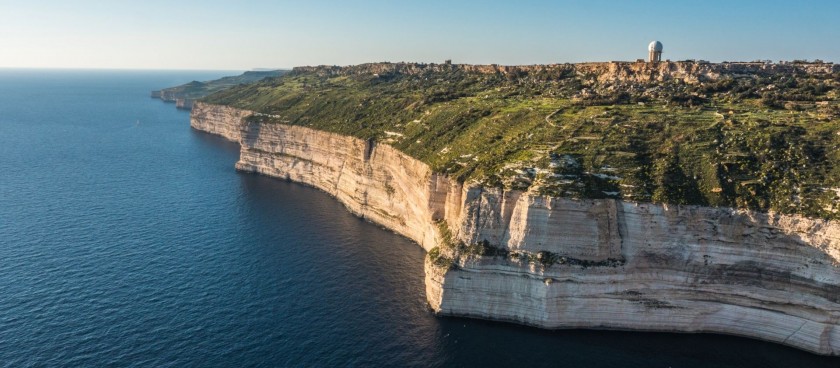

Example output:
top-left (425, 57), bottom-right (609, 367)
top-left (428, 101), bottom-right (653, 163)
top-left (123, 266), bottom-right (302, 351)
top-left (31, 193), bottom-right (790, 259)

top-left (0, 69), bottom-right (837, 367)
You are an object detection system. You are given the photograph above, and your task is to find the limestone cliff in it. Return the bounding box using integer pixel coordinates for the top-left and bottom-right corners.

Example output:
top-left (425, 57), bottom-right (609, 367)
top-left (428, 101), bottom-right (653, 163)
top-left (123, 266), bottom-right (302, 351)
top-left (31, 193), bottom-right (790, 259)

top-left (190, 103), bottom-right (251, 141)
top-left (191, 101), bottom-right (840, 355)
top-left (427, 193), bottom-right (840, 355)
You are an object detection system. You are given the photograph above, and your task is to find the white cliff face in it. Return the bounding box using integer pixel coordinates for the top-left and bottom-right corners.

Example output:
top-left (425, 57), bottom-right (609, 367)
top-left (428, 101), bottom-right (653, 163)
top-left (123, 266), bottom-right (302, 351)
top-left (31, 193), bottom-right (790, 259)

top-left (191, 102), bottom-right (840, 355)
top-left (191, 103), bottom-right (252, 142)
top-left (433, 190), bottom-right (840, 355)
top-left (231, 111), bottom-right (461, 252)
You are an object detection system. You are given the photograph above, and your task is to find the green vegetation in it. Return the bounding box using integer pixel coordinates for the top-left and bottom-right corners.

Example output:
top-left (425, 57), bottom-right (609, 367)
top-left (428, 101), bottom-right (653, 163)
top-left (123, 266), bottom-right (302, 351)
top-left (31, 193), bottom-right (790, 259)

top-left (156, 70), bottom-right (288, 100)
top-left (427, 246), bottom-right (454, 270)
top-left (429, 220), bottom-right (505, 269)
top-left (203, 63), bottom-right (840, 220)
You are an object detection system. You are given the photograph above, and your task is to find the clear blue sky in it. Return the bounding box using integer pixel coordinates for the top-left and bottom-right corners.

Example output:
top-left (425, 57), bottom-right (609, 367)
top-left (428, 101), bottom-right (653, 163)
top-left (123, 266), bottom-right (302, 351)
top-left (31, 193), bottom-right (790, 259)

top-left (0, 0), bottom-right (837, 70)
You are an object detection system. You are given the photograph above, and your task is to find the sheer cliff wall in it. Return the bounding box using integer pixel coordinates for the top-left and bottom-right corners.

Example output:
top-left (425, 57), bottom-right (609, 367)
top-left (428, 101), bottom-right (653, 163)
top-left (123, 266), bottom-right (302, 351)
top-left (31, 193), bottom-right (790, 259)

top-left (191, 101), bottom-right (840, 355)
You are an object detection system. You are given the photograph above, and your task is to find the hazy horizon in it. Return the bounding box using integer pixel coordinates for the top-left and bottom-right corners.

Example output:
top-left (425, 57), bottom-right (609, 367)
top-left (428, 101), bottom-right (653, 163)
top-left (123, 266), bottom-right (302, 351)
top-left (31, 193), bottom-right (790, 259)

top-left (1, 0), bottom-right (838, 70)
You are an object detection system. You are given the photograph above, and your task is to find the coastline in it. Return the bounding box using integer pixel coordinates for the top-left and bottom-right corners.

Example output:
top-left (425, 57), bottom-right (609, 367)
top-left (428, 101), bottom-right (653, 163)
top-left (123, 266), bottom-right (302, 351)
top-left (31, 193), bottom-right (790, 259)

top-left (189, 100), bottom-right (840, 356)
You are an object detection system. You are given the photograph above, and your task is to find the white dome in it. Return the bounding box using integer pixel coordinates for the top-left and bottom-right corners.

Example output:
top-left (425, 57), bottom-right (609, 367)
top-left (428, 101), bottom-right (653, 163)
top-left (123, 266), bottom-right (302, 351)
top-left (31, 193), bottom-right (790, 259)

top-left (649, 41), bottom-right (663, 52)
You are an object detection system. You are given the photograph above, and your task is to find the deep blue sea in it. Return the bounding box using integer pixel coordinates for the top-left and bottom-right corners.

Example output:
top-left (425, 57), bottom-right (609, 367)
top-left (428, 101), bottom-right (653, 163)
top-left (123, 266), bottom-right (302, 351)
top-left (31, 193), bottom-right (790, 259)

top-left (0, 69), bottom-right (838, 367)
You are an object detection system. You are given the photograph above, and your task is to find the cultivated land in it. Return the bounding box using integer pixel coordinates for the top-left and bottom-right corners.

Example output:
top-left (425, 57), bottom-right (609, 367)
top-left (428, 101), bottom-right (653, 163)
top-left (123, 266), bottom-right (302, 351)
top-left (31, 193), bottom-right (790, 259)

top-left (203, 61), bottom-right (840, 220)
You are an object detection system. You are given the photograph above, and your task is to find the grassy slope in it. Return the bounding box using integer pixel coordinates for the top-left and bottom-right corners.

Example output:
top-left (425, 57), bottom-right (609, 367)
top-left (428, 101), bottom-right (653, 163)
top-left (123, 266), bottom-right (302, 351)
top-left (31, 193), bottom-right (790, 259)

top-left (158, 70), bottom-right (289, 100)
top-left (203, 64), bottom-right (840, 220)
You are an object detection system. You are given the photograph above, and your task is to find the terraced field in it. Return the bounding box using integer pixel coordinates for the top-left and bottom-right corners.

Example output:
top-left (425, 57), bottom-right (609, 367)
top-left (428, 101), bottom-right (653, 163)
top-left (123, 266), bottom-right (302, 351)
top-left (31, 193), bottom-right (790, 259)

top-left (203, 62), bottom-right (840, 219)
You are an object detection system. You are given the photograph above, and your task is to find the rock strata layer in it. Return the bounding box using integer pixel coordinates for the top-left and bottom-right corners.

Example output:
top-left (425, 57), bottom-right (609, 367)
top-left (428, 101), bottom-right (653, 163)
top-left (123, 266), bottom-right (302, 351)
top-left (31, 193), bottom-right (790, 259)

top-left (150, 90), bottom-right (193, 109)
top-left (191, 101), bottom-right (840, 355)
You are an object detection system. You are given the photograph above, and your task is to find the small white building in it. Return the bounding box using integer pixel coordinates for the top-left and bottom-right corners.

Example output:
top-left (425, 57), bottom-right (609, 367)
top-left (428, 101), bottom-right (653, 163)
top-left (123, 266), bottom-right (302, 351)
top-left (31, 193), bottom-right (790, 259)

top-left (648, 41), bottom-right (663, 62)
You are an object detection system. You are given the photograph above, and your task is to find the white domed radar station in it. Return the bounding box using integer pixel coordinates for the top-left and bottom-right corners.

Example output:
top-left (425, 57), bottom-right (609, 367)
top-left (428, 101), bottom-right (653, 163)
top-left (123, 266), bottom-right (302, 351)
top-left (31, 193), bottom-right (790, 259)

top-left (648, 41), bottom-right (663, 62)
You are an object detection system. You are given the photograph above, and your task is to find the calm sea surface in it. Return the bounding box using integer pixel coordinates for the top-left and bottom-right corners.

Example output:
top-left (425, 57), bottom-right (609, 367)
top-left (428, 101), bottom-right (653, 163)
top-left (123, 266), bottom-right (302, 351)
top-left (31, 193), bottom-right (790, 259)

top-left (0, 69), bottom-right (838, 367)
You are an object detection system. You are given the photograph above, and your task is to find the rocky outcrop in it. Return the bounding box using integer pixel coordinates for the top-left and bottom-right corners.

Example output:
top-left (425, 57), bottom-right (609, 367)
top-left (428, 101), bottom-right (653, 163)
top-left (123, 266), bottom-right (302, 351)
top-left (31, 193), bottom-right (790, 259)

top-left (151, 89), bottom-right (181, 103)
top-left (190, 102), bottom-right (252, 141)
top-left (190, 102), bottom-right (840, 355)
top-left (175, 99), bottom-right (194, 110)
top-left (151, 91), bottom-right (194, 109)
top-left (573, 61), bottom-right (840, 83)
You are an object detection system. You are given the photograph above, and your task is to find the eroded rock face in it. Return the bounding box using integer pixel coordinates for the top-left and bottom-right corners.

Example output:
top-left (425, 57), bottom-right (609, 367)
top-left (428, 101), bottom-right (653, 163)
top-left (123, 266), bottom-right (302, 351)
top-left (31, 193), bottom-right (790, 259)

top-left (190, 102), bottom-right (840, 355)
top-left (175, 99), bottom-right (194, 110)
top-left (232, 112), bottom-right (460, 251)
top-left (191, 102), bottom-right (252, 141)
top-left (432, 193), bottom-right (840, 355)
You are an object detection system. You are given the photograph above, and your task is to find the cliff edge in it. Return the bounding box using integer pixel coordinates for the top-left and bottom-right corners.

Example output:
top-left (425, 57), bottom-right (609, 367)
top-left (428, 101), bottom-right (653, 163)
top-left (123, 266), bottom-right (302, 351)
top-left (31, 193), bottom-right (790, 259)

top-left (191, 101), bottom-right (840, 355)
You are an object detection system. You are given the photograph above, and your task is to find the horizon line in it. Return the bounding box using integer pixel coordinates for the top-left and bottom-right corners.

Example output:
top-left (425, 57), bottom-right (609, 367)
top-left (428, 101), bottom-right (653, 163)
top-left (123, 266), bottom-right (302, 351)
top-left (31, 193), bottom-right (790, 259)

top-left (1, 57), bottom-right (838, 72)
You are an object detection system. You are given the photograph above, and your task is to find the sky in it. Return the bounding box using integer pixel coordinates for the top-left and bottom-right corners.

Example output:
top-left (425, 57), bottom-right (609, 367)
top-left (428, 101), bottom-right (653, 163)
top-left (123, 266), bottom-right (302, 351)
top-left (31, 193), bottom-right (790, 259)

top-left (0, 0), bottom-right (838, 70)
